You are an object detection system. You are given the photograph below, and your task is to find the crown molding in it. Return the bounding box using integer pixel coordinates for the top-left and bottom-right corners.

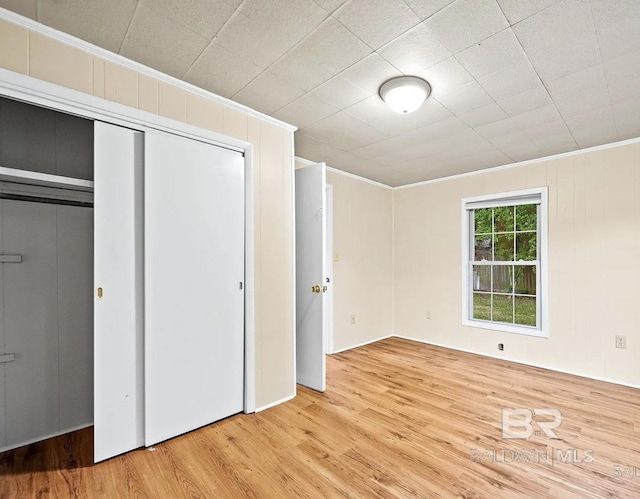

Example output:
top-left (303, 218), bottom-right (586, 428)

top-left (394, 135), bottom-right (640, 190)
top-left (295, 156), bottom-right (393, 190)
top-left (0, 8), bottom-right (297, 133)
top-left (326, 165), bottom-right (393, 190)
top-left (300, 134), bottom-right (640, 192)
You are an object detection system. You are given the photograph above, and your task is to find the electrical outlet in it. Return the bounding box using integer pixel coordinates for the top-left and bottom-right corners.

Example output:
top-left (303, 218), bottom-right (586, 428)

top-left (351, 314), bottom-right (356, 325)
top-left (425, 310), bottom-right (431, 320)
top-left (615, 335), bottom-right (626, 349)
top-left (498, 343), bottom-right (504, 351)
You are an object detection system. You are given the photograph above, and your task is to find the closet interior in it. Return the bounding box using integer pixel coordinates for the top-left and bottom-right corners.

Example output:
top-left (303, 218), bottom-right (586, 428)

top-left (0, 96), bottom-right (94, 452)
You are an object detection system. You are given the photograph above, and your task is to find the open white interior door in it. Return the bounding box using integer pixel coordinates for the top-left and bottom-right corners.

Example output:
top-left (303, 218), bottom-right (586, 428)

top-left (295, 162), bottom-right (326, 392)
top-left (144, 131), bottom-right (245, 446)
top-left (94, 122), bottom-right (144, 462)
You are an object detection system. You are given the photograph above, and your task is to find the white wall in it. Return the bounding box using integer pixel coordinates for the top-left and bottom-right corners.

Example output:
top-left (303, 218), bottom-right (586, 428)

top-left (394, 141), bottom-right (640, 388)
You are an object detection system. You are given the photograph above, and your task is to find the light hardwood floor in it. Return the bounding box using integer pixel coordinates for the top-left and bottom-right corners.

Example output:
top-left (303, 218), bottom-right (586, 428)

top-left (1, 337), bottom-right (639, 498)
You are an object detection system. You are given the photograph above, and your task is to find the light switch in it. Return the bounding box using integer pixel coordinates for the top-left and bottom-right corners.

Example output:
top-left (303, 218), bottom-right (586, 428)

top-left (334, 252), bottom-right (340, 261)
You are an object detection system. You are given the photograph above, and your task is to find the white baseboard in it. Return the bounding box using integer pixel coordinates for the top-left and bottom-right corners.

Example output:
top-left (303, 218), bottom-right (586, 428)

top-left (393, 335), bottom-right (640, 390)
top-left (331, 334), bottom-right (394, 354)
top-left (0, 422), bottom-right (93, 454)
top-left (255, 392), bottom-right (296, 413)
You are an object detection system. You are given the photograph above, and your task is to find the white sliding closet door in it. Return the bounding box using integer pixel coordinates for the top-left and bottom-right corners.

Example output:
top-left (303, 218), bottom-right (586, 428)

top-left (94, 122), bottom-right (144, 462)
top-left (144, 131), bottom-right (244, 446)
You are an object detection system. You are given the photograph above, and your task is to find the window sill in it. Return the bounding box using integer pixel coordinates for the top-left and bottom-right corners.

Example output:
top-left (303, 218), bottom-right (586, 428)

top-left (462, 319), bottom-right (548, 338)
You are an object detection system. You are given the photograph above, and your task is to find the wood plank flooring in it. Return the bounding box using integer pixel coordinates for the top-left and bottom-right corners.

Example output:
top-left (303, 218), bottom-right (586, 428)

top-left (1, 337), bottom-right (639, 498)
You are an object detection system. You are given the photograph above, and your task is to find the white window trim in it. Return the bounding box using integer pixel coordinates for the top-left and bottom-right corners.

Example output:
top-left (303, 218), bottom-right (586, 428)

top-left (461, 187), bottom-right (549, 338)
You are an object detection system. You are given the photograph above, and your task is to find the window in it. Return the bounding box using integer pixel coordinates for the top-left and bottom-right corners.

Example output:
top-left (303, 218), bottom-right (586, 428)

top-left (462, 188), bottom-right (548, 337)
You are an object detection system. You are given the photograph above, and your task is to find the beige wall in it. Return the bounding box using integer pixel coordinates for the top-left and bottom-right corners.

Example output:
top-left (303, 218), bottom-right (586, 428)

top-left (394, 142), bottom-right (640, 387)
top-left (0, 18), bottom-right (295, 409)
top-left (327, 170), bottom-right (393, 351)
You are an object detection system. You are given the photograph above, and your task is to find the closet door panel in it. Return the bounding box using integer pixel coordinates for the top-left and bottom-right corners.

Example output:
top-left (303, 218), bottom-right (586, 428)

top-left (94, 122), bottom-right (144, 462)
top-left (58, 205), bottom-right (94, 429)
top-left (3, 200), bottom-right (59, 446)
top-left (145, 131), bottom-right (245, 446)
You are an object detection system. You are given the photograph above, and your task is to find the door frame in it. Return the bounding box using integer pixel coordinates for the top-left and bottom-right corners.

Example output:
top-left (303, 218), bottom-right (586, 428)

top-left (0, 68), bottom-right (257, 414)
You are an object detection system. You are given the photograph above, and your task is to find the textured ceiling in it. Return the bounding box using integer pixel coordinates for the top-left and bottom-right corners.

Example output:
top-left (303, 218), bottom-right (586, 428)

top-left (4, 0), bottom-right (640, 186)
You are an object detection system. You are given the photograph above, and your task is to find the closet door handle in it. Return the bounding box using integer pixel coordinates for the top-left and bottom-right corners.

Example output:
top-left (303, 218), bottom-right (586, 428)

top-left (97, 287), bottom-right (103, 299)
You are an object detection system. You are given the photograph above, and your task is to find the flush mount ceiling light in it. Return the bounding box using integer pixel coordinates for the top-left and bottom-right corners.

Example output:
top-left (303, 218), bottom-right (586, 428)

top-left (379, 76), bottom-right (431, 114)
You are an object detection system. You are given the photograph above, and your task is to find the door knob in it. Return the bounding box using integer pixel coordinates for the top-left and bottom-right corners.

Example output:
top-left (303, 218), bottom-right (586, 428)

top-left (311, 285), bottom-right (321, 293)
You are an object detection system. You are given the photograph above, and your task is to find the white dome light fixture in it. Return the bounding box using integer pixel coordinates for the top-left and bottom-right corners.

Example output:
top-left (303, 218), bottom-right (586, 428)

top-left (379, 76), bottom-right (431, 114)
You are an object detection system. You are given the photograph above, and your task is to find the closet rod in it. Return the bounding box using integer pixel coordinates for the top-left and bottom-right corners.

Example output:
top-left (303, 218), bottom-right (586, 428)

top-left (0, 193), bottom-right (93, 208)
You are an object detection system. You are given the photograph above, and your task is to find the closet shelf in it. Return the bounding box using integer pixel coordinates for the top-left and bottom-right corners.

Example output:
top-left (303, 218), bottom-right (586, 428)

top-left (0, 165), bottom-right (93, 191)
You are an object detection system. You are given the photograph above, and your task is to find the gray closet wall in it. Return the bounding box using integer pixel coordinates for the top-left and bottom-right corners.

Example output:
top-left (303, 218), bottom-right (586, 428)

top-left (0, 97), bottom-right (94, 451)
top-left (0, 97), bottom-right (93, 180)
